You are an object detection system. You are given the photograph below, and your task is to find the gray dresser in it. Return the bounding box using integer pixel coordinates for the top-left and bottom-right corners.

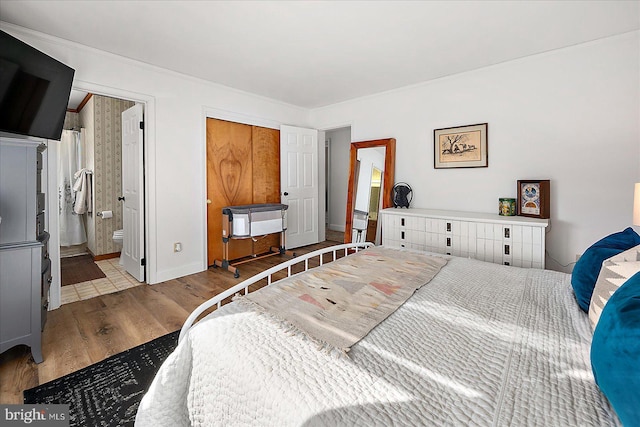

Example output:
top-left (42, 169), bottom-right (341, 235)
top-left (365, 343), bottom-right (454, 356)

top-left (0, 137), bottom-right (50, 363)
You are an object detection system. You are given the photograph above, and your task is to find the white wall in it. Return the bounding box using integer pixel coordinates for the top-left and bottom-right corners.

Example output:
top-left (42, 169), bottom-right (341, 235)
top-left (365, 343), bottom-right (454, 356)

top-left (326, 127), bottom-right (350, 231)
top-left (1, 23), bottom-right (310, 284)
top-left (3, 23), bottom-right (638, 279)
top-left (311, 32), bottom-right (640, 272)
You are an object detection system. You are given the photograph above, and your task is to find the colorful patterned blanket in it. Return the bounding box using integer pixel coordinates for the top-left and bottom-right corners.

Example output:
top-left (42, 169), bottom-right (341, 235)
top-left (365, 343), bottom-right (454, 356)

top-left (239, 246), bottom-right (447, 352)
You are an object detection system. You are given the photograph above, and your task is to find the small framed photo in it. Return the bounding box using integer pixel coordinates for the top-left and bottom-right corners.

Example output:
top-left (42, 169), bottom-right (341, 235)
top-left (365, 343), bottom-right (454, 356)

top-left (434, 123), bottom-right (488, 169)
top-left (517, 180), bottom-right (550, 219)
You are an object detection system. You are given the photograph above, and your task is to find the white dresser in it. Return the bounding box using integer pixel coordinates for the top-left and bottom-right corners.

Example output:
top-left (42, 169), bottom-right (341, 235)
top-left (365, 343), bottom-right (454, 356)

top-left (381, 208), bottom-right (549, 269)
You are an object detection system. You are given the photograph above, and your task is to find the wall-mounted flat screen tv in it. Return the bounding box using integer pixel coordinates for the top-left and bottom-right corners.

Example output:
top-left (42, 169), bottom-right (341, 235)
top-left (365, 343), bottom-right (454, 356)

top-left (0, 30), bottom-right (75, 141)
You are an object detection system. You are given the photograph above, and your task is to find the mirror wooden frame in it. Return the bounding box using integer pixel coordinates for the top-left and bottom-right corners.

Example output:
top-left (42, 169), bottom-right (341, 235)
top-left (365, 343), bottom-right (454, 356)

top-left (344, 138), bottom-right (396, 243)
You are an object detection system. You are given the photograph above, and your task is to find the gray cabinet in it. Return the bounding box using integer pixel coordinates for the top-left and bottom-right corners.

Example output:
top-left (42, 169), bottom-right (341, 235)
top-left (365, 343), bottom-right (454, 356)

top-left (0, 137), bottom-right (49, 363)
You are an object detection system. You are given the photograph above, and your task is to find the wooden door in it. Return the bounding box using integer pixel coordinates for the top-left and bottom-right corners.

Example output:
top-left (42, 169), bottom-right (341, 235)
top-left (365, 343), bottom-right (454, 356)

top-left (251, 126), bottom-right (281, 255)
top-left (206, 119), bottom-right (281, 266)
top-left (206, 119), bottom-right (253, 266)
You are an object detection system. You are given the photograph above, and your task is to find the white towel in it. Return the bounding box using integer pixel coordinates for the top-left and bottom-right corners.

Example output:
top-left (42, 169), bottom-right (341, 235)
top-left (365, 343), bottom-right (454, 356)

top-left (72, 168), bottom-right (93, 214)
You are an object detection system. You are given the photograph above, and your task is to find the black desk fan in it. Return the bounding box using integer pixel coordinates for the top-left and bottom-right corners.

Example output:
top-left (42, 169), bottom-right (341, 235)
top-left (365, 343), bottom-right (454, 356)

top-left (392, 182), bottom-right (413, 208)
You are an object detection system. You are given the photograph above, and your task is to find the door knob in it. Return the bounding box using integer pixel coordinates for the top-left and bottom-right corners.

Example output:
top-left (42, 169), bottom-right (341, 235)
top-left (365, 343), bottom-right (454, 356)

top-left (283, 192), bottom-right (289, 196)
top-left (206, 199), bottom-right (212, 204)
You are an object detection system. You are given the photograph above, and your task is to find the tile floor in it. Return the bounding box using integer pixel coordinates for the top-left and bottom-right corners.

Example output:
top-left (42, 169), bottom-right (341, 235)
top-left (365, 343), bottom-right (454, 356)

top-left (60, 257), bottom-right (143, 305)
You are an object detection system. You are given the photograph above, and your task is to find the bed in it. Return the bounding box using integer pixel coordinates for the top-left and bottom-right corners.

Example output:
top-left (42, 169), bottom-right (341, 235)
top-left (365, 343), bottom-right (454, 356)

top-left (135, 243), bottom-right (622, 426)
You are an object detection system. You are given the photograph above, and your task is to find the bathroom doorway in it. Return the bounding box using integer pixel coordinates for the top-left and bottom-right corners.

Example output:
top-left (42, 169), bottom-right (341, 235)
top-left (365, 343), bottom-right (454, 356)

top-left (57, 92), bottom-right (144, 305)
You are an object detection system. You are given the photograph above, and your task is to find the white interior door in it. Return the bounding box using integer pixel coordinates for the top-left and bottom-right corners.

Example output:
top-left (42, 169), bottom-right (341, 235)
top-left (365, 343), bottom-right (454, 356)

top-left (280, 125), bottom-right (319, 249)
top-left (121, 104), bottom-right (145, 282)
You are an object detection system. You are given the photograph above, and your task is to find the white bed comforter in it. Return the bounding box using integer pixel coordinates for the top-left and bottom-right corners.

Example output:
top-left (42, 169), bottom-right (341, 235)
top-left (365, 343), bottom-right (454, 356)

top-left (136, 253), bottom-right (620, 426)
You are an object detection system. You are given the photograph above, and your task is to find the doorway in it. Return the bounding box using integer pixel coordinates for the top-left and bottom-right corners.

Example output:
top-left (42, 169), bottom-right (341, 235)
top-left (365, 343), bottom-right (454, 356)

top-left (55, 92), bottom-right (146, 306)
top-left (324, 126), bottom-right (351, 243)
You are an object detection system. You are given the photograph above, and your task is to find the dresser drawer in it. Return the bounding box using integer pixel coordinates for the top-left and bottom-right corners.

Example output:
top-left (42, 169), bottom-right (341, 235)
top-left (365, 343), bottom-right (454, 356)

top-left (41, 244), bottom-right (50, 273)
top-left (36, 193), bottom-right (46, 213)
top-left (39, 232), bottom-right (50, 273)
top-left (36, 170), bottom-right (42, 193)
top-left (41, 258), bottom-right (51, 331)
top-left (36, 150), bottom-right (43, 171)
top-left (41, 247), bottom-right (49, 273)
top-left (36, 212), bottom-right (45, 236)
top-left (41, 258), bottom-right (51, 297)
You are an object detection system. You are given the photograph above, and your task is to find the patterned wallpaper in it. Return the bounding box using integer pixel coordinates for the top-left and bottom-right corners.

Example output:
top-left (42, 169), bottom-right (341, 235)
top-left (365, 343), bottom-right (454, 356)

top-left (94, 95), bottom-right (135, 255)
top-left (80, 95), bottom-right (134, 256)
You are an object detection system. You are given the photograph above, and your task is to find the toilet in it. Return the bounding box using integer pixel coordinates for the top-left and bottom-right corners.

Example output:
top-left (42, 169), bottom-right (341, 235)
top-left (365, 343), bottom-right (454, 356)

top-left (113, 229), bottom-right (124, 265)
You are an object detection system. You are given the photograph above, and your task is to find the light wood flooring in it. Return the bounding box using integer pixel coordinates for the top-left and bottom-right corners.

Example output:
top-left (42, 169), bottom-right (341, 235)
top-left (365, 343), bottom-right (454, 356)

top-left (325, 228), bottom-right (345, 244)
top-left (0, 240), bottom-right (340, 404)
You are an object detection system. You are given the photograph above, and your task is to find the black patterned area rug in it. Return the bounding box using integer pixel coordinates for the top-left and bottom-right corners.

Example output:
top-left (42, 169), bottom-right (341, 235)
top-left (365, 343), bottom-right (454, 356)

top-left (24, 330), bottom-right (179, 427)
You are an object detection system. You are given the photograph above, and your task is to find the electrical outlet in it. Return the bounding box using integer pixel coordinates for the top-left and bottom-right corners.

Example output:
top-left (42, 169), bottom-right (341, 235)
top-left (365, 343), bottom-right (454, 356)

top-left (174, 242), bottom-right (182, 252)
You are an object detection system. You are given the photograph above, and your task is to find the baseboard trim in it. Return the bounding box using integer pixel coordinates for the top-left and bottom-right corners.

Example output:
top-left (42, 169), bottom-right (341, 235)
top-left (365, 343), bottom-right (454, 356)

top-left (92, 252), bottom-right (121, 261)
top-left (153, 262), bottom-right (203, 285)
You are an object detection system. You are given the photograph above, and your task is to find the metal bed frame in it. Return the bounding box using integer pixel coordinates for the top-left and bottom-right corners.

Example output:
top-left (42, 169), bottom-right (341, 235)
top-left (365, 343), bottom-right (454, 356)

top-left (179, 242), bottom-right (374, 343)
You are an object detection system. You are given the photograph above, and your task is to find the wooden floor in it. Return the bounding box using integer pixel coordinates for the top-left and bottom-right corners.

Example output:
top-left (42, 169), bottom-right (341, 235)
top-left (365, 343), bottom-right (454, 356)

top-left (0, 240), bottom-right (341, 404)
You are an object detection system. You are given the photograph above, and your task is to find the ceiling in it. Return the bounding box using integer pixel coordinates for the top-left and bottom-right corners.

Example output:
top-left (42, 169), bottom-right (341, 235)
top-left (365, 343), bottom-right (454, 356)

top-left (1, 1), bottom-right (638, 109)
top-left (67, 90), bottom-right (90, 110)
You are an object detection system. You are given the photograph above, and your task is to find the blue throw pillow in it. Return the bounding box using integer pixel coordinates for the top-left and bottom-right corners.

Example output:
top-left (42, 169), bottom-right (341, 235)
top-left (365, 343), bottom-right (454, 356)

top-left (571, 227), bottom-right (640, 311)
top-left (591, 271), bottom-right (640, 426)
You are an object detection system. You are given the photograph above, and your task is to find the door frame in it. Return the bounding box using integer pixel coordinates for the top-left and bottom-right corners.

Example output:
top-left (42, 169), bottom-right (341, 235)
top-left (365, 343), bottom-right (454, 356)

top-left (47, 80), bottom-right (154, 309)
top-left (325, 137), bottom-right (331, 227)
top-left (200, 107), bottom-right (327, 268)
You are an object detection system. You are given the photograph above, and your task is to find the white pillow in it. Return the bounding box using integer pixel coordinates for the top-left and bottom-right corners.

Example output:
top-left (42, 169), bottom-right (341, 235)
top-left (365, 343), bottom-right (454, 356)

top-left (589, 244), bottom-right (640, 329)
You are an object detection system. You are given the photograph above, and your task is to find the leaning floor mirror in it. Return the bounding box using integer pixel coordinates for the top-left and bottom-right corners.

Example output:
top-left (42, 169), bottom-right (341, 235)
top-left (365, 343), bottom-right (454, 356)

top-left (344, 138), bottom-right (396, 244)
